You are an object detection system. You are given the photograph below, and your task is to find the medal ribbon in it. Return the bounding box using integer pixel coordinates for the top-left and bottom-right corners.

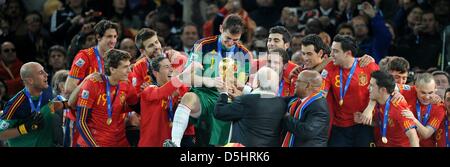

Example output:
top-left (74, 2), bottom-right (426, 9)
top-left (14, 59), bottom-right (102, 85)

top-left (94, 46), bottom-right (103, 74)
top-left (339, 58), bottom-right (357, 106)
top-left (282, 91), bottom-right (323, 147)
top-left (378, 96), bottom-right (392, 142)
top-left (103, 75), bottom-right (120, 124)
top-left (24, 88), bottom-right (43, 113)
top-left (415, 100), bottom-right (432, 125)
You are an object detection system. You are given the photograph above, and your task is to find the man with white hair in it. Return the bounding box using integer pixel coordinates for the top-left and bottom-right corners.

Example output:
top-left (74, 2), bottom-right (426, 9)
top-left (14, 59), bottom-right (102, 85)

top-left (213, 67), bottom-right (287, 146)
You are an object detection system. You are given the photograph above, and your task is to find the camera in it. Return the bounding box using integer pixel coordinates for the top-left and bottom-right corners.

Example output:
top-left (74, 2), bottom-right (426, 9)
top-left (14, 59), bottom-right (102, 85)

top-left (357, 4), bottom-right (364, 10)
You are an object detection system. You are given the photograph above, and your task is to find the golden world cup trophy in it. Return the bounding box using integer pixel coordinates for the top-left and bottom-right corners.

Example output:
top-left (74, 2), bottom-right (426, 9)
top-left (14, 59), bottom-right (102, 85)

top-left (219, 57), bottom-right (236, 103)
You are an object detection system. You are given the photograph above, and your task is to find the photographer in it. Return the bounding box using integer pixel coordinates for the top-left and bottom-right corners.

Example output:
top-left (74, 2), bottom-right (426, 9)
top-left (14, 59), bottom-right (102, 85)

top-left (50, 0), bottom-right (101, 46)
top-left (396, 10), bottom-right (442, 71)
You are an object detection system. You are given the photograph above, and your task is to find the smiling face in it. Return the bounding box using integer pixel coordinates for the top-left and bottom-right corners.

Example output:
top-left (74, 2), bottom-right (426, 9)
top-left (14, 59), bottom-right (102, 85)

top-left (97, 28), bottom-right (118, 51)
top-left (142, 35), bottom-right (162, 59)
top-left (416, 80), bottom-right (436, 105)
top-left (301, 44), bottom-right (323, 69)
top-left (267, 33), bottom-right (288, 51)
top-left (154, 58), bottom-right (173, 85)
top-left (110, 59), bottom-right (131, 81)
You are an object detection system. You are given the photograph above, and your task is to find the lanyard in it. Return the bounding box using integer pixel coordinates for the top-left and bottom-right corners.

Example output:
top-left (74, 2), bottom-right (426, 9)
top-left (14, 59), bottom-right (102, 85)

top-left (278, 80), bottom-right (284, 96)
top-left (339, 58), bottom-right (357, 106)
top-left (24, 88), bottom-right (43, 113)
top-left (283, 92), bottom-right (323, 147)
top-left (445, 118), bottom-right (449, 147)
top-left (217, 35), bottom-right (237, 58)
top-left (104, 75), bottom-right (120, 125)
top-left (168, 96), bottom-right (174, 122)
top-left (415, 100), bottom-right (432, 125)
top-left (94, 46), bottom-right (103, 74)
top-left (379, 96), bottom-right (392, 142)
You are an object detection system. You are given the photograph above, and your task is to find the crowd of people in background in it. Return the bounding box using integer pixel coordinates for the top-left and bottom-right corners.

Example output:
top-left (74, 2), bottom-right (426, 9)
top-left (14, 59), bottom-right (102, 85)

top-left (0, 0), bottom-right (449, 147)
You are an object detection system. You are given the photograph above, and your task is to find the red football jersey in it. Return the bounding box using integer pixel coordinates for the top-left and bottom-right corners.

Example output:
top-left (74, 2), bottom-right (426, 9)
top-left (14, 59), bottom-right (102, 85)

top-left (373, 99), bottom-right (417, 147)
top-left (76, 77), bottom-right (138, 147)
top-left (321, 60), bottom-right (379, 127)
top-left (138, 77), bottom-right (195, 147)
top-left (130, 57), bottom-right (153, 94)
top-left (400, 86), bottom-right (446, 147)
top-left (280, 61), bottom-right (299, 97)
top-left (435, 116), bottom-right (449, 147)
top-left (69, 47), bottom-right (104, 80)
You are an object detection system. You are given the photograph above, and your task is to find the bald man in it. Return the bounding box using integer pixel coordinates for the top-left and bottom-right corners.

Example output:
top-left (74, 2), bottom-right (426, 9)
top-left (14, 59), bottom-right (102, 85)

top-left (0, 62), bottom-right (61, 146)
top-left (282, 70), bottom-right (330, 147)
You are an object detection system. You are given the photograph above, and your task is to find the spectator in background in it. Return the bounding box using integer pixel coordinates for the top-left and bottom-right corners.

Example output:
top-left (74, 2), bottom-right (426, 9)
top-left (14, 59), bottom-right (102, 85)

top-left (290, 33), bottom-right (303, 54)
top-left (15, 11), bottom-right (55, 65)
top-left (433, 0), bottom-right (449, 26)
top-left (109, 0), bottom-right (142, 32)
top-left (47, 45), bottom-right (68, 81)
top-left (250, 26), bottom-right (268, 56)
top-left (317, 0), bottom-right (339, 37)
top-left (0, 80), bottom-right (7, 110)
top-left (0, 41), bottom-right (23, 97)
top-left (49, 0), bottom-right (87, 46)
top-left (396, 10), bottom-right (442, 70)
top-left (50, 70), bottom-right (69, 147)
top-left (67, 29), bottom-right (96, 64)
top-left (175, 23), bottom-right (199, 55)
top-left (42, 0), bottom-right (63, 26)
top-left (351, 2), bottom-right (391, 63)
top-left (278, 7), bottom-right (301, 36)
top-left (250, 0), bottom-right (281, 30)
top-left (432, 71), bottom-right (450, 99)
top-left (3, 0), bottom-right (27, 36)
top-left (202, 3), bottom-right (223, 38)
top-left (336, 22), bottom-right (355, 37)
top-left (119, 38), bottom-right (138, 64)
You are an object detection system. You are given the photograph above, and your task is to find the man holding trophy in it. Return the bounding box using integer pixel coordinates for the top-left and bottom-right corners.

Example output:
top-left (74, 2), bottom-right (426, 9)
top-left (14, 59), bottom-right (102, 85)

top-left (166, 14), bottom-right (254, 147)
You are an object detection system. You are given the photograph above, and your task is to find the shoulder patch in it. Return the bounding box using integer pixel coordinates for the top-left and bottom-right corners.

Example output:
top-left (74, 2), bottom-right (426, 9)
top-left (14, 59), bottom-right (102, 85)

top-left (0, 120), bottom-right (10, 131)
top-left (403, 85), bottom-right (410, 90)
top-left (321, 69), bottom-right (328, 79)
top-left (81, 90), bottom-right (89, 99)
top-left (132, 77), bottom-right (137, 87)
top-left (75, 58), bottom-right (86, 67)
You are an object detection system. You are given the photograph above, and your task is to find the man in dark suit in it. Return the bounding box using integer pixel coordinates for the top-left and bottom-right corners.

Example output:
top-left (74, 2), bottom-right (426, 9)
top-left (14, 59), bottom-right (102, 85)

top-left (214, 67), bottom-right (287, 147)
top-left (282, 70), bottom-right (330, 147)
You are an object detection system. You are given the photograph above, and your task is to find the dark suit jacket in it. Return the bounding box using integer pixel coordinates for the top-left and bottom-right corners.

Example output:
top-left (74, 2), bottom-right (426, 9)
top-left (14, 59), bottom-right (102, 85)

top-left (214, 93), bottom-right (287, 147)
top-left (283, 97), bottom-right (330, 147)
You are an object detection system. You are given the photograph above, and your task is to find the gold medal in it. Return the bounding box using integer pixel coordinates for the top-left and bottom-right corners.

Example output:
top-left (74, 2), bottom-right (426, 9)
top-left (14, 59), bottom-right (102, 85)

top-left (107, 118), bottom-right (112, 125)
top-left (382, 137), bottom-right (388, 144)
top-left (339, 99), bottom-right (343, 106)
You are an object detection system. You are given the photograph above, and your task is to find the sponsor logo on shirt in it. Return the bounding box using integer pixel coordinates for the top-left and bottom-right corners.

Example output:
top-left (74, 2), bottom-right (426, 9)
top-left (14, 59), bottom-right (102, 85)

top-left (81, 90), bottom-right (89, 99)
top-left (75, 58), bottom-right (85, 67)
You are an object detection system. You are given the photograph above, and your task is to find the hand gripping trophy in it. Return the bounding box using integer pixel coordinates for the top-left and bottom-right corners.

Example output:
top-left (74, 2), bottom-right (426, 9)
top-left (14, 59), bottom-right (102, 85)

top-left (219, 57), bottom-right (237, 102)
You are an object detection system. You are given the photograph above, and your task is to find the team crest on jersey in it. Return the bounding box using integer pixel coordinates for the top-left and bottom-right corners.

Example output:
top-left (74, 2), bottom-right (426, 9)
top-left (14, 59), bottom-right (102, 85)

top-left (120, 92), bottom-right (126, 104)
top-left (75, 58), bottom-right (85, 67)
top-left (321, 69), bottom-right (328, 79)
top-left (0, 120), bottom-right (9, 130)
top-left (132, 77), bottom-right (137, 87)
top-left (81, 90), bottom-right (89, 99)
top-left (358, 73), bottom-right (368, 86)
